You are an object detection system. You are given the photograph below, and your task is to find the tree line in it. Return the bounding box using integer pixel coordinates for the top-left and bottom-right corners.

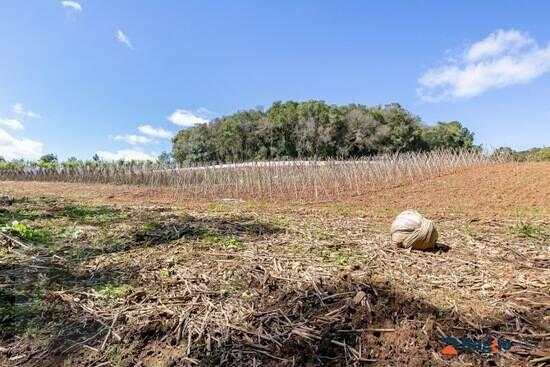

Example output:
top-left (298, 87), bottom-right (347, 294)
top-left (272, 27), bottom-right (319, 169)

top-left (0, 153), bottom-right (174, 170)
top-left (172, 101), bottom-right (476, 163)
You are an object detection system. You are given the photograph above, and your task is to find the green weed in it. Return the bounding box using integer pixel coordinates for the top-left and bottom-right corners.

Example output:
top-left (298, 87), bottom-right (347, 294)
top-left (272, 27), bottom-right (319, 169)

top-left (320, 250), bottom-right (349, 266)
top-left (511, 223), bottom-right (546, 238)
top-left (202, 232), bottom-right (245, 250)
top-left (311, 229), bottom-right (331, 240)
top-left (207, 203), bottom-right (227, 213)
top-left (267, 217), bottom-right (290, 227)
top-left (10, 208), bottom-right (47, 220)
top-left (221, 237), bottom-right (245, 250)
top-left (62, 206), bottom-right (126, 225)
top-left (436, 308), bottom-right (448, 318)
top-left (1, 221), bottom-right (51, 242)
top-left (325, 204), bottom-right (360, 215)
top-left (97, 284), bottom-right (129, 299)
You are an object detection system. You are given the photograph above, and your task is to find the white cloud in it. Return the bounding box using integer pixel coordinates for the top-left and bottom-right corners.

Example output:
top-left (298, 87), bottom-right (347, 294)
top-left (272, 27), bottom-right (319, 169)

top-left (168, 109), bottom-right (209, 126)
top-left (116, 30), bottom-right (133, 49)
top-left (0, 128), bottom-right (43, 160)
top-left (61, 1), bottom-right (82, 12)
top-left (0, 118), bottom-right (24, 130)
top-left (96, 149), bottom-right (157, 161)
top-left (418, 29), bottom-right (550, 101)
top-left (138, 125), bottom-right (173, 139)
top-left (111, 134), bottom-right (153, 145)
top-left (13, 103), bottom-right (41, 119)
top-left (465, 30), bottom-right (535, 62)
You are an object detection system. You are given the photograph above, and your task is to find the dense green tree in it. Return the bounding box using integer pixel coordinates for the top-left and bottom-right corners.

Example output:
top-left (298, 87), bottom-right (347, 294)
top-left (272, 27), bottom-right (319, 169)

top-left (172, 124), bottom-right (218, 163)
top-left (36, 154), bottom-right (59, 168)
top-left (39, 154), bottom-right (58, 163)
top-left (422, 121), bottom-right (475, 149)
top-left (339, 105), bottom-right (388, 156)
top-left (374, 103), bottom-right (426, 152)
top-left (171, 100), bottom-right (477, 163)
top-left (267, 101), bottom-right (299, 159)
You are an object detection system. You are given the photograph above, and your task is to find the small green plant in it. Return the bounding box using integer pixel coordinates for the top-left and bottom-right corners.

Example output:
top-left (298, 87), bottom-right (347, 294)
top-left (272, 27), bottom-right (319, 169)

top-left (207, 203), bottom-right (227, 213)
top-left (511, 223), bottom-right (545, 238)
top-left (97, 284), bottom-right (129, 299)
top-left (267, 217), bottom-right (290, 227)
top-left (62, 206), bottom-right (125, 225)
top-left (312, 229), bottom-right (330, 240)
top-left (1, 221), bottom-right (50, 242)
top-left (202, 232), bottom-right (245, 250)
top-left (436, 308), bottom-right (447, 318)
top-left (321, 250), bottom-right (349, 266)
top-left (221, 237), bottom-right (244, 250)
top-left (203, 232), bottom-right (221, 245)
top-left (63, 206), bottom-right (95, 218)
top-left (70, 226), bottom-right (84, 240)
top-left (159, 269), bottom-right (170, 278)
top-left (10, 208), bottom-right (46, 220)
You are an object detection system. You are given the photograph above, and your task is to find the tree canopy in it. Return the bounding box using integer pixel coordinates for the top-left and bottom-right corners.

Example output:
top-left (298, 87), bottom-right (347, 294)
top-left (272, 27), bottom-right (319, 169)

top-left (172, 101), bottom-right (477, 163)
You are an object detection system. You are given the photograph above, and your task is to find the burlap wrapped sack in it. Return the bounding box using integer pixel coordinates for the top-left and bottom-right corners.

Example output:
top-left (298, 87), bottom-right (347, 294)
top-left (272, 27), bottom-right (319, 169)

top-left (390, 210), bottom-right (438, 250)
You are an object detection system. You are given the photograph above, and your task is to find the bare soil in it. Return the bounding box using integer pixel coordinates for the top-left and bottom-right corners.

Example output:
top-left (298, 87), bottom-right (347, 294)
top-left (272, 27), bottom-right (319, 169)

top-left (0, 162), bottom-right (548, 366)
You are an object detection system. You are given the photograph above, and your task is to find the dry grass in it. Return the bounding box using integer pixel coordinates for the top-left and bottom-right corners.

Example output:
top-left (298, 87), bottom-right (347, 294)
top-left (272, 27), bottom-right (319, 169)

top-left (0, 162), bottom-right (548, 366)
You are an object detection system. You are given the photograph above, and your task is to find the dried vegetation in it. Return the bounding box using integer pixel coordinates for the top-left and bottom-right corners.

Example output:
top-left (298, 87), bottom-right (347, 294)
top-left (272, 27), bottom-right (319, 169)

top-left (0, 162), bottom-right (548, 367)
top-left (0, 150), bottom-right (506, 202)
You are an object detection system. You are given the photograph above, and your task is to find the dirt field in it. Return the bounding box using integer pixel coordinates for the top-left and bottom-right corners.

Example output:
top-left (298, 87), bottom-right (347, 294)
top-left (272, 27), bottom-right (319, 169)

top-left (0, 162), bottom-right (548, 366)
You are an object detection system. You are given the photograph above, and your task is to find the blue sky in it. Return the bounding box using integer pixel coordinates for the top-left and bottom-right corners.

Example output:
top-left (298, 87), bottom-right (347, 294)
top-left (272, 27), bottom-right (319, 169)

top-left (1, 1), bottom-right (549, 161)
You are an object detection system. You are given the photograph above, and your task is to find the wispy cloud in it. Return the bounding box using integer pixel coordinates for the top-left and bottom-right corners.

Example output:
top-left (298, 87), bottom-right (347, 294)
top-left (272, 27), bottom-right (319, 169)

top-left (111, 134), bottom-right (153, 145)
top-left (96, 149), bottom-right (157, 161)
top-left (13, 103), bottom-right (41, 119)
top-left (168, 109), bottom-right (209, 127)
top-left (61, 1), bottom-right (82, 12)
top-left (0, 128), bottom-right (43, 160)
top-left (0, 118), bottom-right (24, 131)
top-left (138, 125), bottom-right (173, 139)
top-left (196, 107), bottom-right (216, 117)
top-left (116, 30), bottom-right (133, 49)
top-left (418, 29), bottom-right (550, 101)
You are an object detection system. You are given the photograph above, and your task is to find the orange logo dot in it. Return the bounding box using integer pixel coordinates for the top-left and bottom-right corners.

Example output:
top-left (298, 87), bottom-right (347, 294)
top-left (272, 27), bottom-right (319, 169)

top-left (441, 345), bottom-right (459, 356)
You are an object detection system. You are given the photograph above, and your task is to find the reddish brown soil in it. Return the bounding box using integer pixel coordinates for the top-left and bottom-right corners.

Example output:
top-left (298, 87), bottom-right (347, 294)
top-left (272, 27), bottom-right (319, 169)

top-left (352, 162), bottom-right (550, 219)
